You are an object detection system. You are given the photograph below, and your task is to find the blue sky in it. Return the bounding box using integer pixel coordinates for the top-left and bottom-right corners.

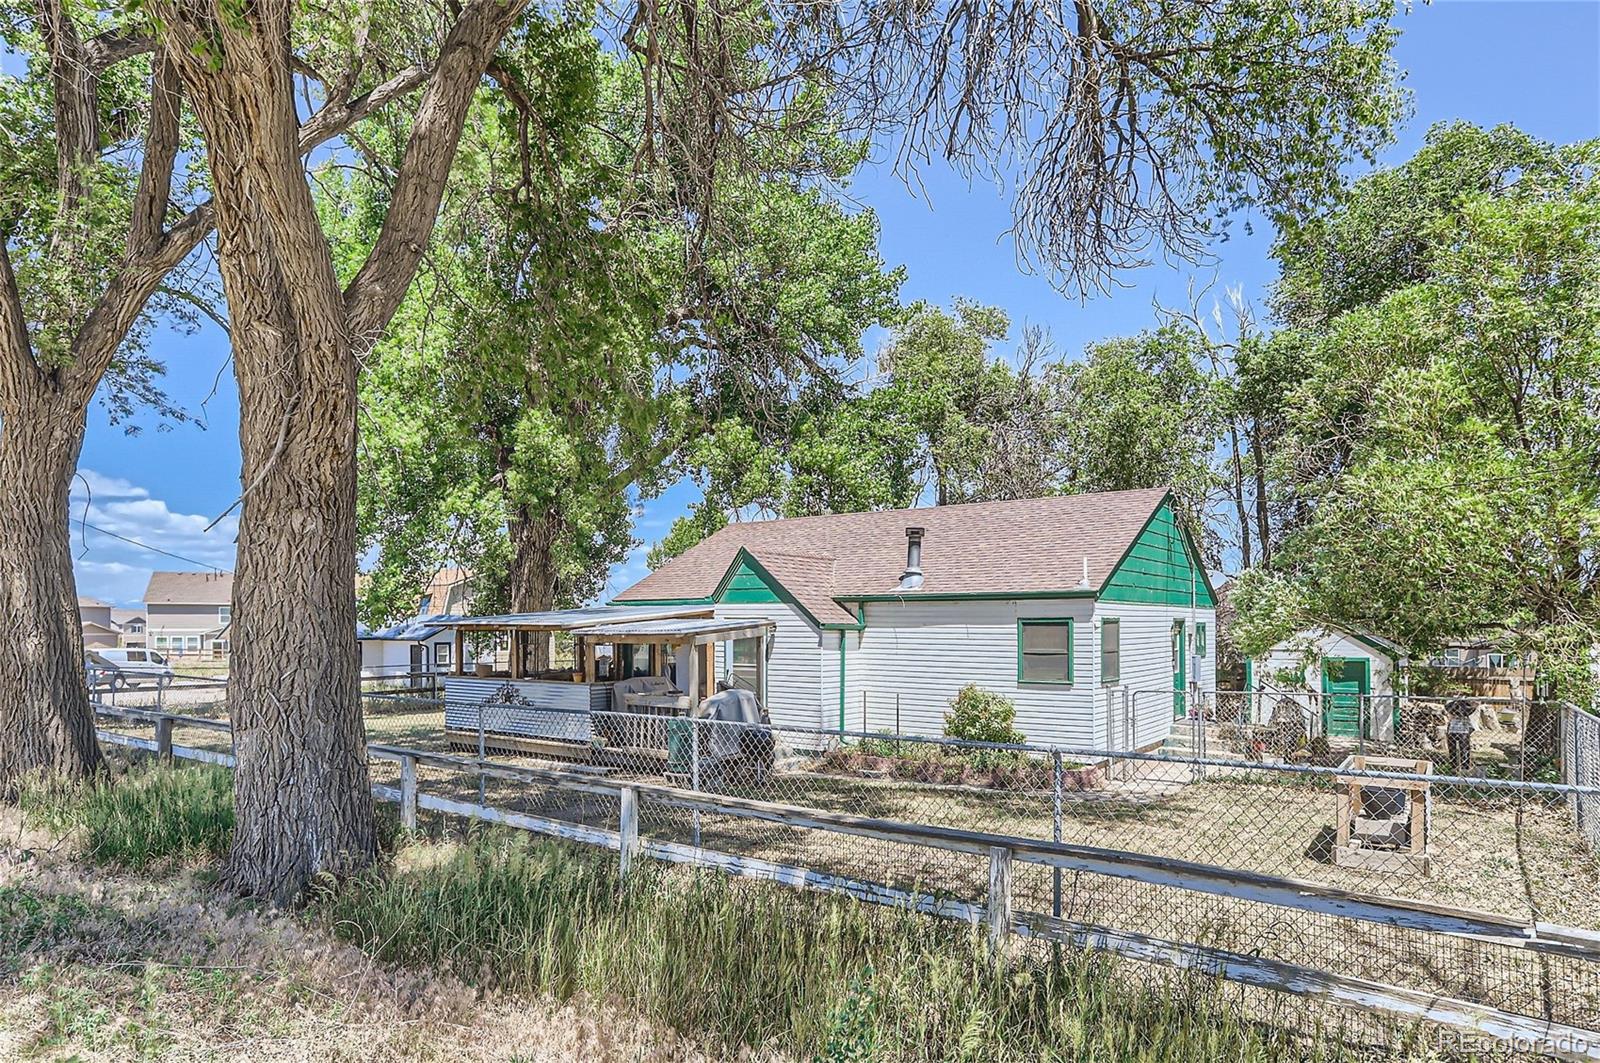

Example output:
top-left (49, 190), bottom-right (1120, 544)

top-left (69, 0), bottom-right (1600, 608)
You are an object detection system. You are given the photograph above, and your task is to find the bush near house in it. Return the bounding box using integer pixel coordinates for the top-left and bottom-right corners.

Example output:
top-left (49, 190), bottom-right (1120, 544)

top-left (943, 684), bottom-right (1027, 746)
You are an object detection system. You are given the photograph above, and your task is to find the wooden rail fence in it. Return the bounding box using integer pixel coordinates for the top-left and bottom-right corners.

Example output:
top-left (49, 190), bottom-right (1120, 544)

top-left (93, 703), bottom-right (1600, 1062)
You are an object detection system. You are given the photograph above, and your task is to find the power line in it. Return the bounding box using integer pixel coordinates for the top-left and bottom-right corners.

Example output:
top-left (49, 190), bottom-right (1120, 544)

top-left (78, 519), bottom-right (227, 572)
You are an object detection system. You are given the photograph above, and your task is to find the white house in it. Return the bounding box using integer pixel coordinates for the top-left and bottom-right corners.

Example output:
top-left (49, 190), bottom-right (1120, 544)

top-left (359, 614), bottom-right (463, 678)
top-left (612, 487), bottom-right (1217, 751)
top-left (1244, 624), bottom-right (1407, 741)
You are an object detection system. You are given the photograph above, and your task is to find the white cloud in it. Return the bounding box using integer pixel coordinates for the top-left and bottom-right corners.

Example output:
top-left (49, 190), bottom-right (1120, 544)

top-left (70, 469), bottom-right (236, 606)
top-left (70, 470), bottom-right (150, 502)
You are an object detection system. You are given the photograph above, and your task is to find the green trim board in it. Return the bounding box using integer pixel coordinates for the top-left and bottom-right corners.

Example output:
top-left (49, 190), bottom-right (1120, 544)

top-left (1017, 618), bottom-right (1074, 685)
top-left (1171, 620), bottom-right (1186, 717)
top-left (1099, 495), bottom-right (1217, 608)
top-left (1349, 631), bottom-right (1403, 663)
top-left (849, 589), bottom-right (1096, 603)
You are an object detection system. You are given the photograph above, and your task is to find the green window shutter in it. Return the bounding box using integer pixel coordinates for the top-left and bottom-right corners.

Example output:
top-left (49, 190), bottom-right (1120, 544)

top-left (1100, 618), bottom-right (1120, 685)
top-left (1195, 622), bottom-right (1207, 657)
top-left (1018, 619), bottom-right (1074, 684)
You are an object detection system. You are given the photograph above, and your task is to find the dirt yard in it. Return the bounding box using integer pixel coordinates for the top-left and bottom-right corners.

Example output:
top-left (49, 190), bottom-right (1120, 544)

top-left (0, 811), bottom-right (725, 1062)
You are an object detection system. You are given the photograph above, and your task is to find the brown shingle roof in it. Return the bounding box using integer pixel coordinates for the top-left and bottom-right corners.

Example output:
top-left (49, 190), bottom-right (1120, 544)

top-left (144, 571), bottom-right (234, 606)
top-left (617, 487), bottom-right (1171, 624)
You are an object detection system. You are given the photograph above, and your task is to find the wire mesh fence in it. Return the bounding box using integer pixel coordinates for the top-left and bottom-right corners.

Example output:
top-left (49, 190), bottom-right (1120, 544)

top-left (89, 681), bottom-right (1600, 1055)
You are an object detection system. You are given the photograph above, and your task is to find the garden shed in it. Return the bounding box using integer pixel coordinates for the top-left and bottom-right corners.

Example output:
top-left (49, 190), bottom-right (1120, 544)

top-left (1246, 624), bottom-right (1408, 742)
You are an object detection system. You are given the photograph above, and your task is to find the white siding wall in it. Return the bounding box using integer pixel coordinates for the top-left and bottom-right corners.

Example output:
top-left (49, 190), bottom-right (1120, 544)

top-left (1254, 627), bottom-right (1396, 739)
top-left (1091, 601), bottom-right (1216, 751)
top-left (710, 601), bottom-right (827, 732)
top-left (851, 598), bottom-right (1097, 748)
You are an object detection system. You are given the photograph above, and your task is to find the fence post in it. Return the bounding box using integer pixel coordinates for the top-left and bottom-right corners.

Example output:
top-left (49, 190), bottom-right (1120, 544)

top-left (400, 754), bottom-right (418, 831)
top-left (1051, 750), bottom-right (1063, 921)
top-left (619, 785), bottom-right (640, 878)
top-left (477, 701), bottom-right (488, 807)
top-left (986, 845), bottom-right (1012, 955)
top-left (155, 716), bottom-right (174, 762)
top-left (690, 716), bottom-right (702, 848)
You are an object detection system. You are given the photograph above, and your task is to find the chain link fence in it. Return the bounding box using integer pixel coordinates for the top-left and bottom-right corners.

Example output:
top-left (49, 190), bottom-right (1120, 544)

top-left (86, 681), bottom-right (1600, 1054)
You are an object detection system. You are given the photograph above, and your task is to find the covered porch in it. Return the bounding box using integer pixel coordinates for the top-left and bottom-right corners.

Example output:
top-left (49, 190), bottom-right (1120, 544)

top-left (440, 606), bottom-right (773, 762)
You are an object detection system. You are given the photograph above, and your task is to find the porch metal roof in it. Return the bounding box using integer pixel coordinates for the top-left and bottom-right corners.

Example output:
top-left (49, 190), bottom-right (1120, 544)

top-left (443, 604), bottom-right (712, 631)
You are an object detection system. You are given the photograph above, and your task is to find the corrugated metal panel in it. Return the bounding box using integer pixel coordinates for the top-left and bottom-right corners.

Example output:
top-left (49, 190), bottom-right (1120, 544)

top-left (448, 605), bottom-right (709, 629)
top-left (441, 676), bottom-right (596, 743)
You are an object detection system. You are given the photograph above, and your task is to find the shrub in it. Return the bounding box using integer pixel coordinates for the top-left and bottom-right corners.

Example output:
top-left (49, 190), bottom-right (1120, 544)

top-left (942, 684), bottom-right (1026, 746)
top-left (19, 762), bottom-right (233, 869)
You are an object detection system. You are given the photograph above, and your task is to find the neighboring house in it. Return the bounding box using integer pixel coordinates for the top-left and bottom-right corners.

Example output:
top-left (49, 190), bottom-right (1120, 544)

top-left (614, 487), bottom-right (1216, 750)
top-left (112, 608), bottom-right (146, 648)
top-left (144, 571), bottom-right (234, 658)
top-left (359, 615), bottom-right (463, 678)
top-left (77, 597), bottom-right (120, 649)
top-left (1244, 624), bottom-right (1408, 741)
top-left (417, 567), bottom-right (473, 616)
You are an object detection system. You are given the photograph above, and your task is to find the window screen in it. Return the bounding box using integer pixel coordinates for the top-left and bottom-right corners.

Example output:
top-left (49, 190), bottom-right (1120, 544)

top-left (1019, 620), bottom-right (1073, 683)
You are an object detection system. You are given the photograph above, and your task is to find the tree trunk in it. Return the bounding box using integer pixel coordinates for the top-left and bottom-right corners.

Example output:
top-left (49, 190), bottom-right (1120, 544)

top-left (506, 507), bottom-right (559, 671)
top-left (217, 202), bottom-right (375, 901)
top-left (1226, 420), bottom-right (1252, 570)
top-left (0, 393), bottom-right (104, 792)
top-left (1247, 417), bottom-right (1272, 565)
top-left (173, 40), bottom-right (374, 903)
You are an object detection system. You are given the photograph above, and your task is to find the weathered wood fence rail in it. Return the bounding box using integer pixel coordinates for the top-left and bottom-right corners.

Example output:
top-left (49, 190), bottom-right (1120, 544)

top-left (94, 703), bottom-right (1600, 1061)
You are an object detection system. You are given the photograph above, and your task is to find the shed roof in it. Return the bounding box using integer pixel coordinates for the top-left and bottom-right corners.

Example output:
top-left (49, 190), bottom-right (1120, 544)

top-left (360, 614), bottom-right (465, 642)
top-left (145, 571), bottom-right (233, 606)
top-left (579, 616), bottom-right (776, 643)
top-left (616, 487), bottom-right (1174, 619)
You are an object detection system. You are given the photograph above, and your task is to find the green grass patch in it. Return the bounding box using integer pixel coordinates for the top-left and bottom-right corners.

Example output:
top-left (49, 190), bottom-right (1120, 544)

top-left (317, 831), bottom-right (1363, 1062)
top-left (19, 761), bottom-right (234, 869)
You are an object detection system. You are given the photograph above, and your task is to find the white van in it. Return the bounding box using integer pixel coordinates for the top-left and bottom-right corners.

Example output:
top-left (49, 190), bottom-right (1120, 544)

top-left (86, 648), bottom-right (176, 690)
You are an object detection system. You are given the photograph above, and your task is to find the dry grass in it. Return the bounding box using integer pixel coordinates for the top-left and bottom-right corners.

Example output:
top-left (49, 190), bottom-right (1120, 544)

top-left (0, 806), bottom-right (720, 1062)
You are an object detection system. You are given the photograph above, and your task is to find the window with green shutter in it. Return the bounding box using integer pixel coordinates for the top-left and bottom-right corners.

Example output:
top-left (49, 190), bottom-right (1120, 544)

top-left (1195, 622), bottom-right (1208, 657)
top-left (1017, 619), bottom-right (1073, 684)
top-left (1101, 618), bottom-right (1121, 684)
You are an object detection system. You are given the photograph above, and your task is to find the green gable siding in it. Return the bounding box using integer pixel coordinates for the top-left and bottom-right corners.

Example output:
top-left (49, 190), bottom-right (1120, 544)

top-left (1099, 503), bottom-right (1215, 607)
top-left (719, 558), bottom-right (783, 604)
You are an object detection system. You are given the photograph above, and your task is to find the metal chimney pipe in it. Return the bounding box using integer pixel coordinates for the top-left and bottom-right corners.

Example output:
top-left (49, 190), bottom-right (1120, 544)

top-left (900, 526), bottom-right (925, 590)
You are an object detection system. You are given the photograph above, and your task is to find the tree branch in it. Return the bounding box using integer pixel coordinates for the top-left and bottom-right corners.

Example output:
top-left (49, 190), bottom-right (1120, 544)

top-left (0, 238), bottom-right (37, 390)
top-left (63, 56), bottom-right (437, 398)
top-left (36, 0), bottom-right (97, 225)
top-left (343, 0), bottom-right (529, 347)
top-left (128, 52), bottom-right (182, 255)
top-left (83, 27), bottom-right (155, 72)
top-left (296, 64), bottom-right (431, 151)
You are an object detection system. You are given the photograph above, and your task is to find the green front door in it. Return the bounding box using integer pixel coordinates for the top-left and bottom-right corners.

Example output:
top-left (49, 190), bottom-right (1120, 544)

top-left (1321, 658), bottom-right (1370, 738)
top-left (1171, 621), bottom-right (1187, 718)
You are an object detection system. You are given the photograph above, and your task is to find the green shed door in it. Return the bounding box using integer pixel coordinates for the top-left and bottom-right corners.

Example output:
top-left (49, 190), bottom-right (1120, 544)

top-left (1171, 621), bottom-right (1187, 718)
top-left (1321, 658), bottom-right (1369, 738)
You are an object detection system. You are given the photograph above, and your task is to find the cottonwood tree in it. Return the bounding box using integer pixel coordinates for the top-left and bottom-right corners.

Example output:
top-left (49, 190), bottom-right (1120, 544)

top-left (0, 3), bottom-right (417, 792)
top-left (1232, 125), bottom-right (1600, 694)
top-left (136, 0), bottom-right (1399, 900)
top-left (349, 17), bottom-right (902, 629)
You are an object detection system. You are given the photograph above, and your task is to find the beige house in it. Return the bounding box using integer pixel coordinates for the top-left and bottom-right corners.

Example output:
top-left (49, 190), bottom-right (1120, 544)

top-left (144, 571), bottom-right (234, 658)
top-left (112, 608), bottom-right (146, 647)
top-left (77, 597), bottom-right (120, 649)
